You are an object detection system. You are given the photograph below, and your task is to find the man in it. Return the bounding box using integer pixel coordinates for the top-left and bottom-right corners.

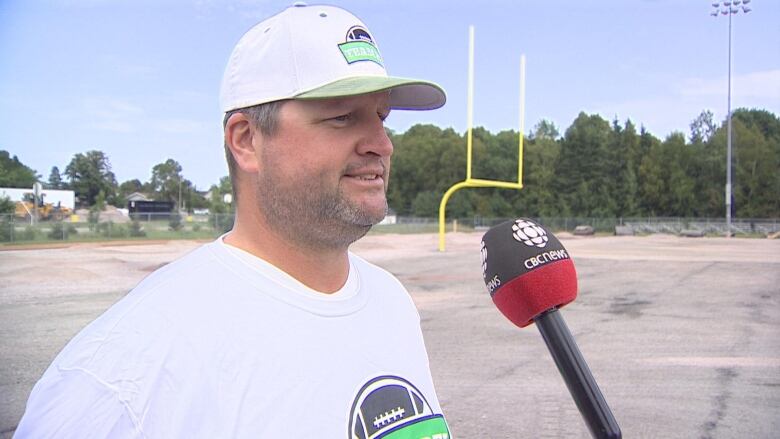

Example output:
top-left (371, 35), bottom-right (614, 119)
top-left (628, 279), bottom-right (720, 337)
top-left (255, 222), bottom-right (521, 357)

top-left (15, 3), bottom-right (450, 438)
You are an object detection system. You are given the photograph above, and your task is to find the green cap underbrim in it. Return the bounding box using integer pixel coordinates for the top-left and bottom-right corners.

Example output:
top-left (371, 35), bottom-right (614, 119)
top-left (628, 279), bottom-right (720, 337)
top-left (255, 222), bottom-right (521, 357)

top-left (293, 76), bottom-right (446, 110)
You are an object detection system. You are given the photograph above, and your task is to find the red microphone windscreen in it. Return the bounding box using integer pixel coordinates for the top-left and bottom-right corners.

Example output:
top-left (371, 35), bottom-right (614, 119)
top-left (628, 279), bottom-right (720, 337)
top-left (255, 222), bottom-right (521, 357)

top-left (492, 258), bottom-right (577, 327)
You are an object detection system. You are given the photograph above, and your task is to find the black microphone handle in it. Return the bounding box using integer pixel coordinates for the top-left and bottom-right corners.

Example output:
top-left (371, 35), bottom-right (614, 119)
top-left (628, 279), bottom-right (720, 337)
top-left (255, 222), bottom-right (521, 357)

top-left (534, 308), bottom-right (622, 439)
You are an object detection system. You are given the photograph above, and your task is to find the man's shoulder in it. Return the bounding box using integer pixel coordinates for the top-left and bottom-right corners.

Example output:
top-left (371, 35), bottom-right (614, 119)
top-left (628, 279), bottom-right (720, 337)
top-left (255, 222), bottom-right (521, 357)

top-left (47, 241), bottom-right (228, 369)
top-left (35, 242), bottom-right (236, 402)
top-left (137, 240), bottom-right (219, 286)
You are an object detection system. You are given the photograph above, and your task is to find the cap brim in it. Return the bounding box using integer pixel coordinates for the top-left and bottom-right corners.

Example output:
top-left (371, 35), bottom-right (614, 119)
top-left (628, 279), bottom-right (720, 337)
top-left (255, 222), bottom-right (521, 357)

top-left (294, 76), bottom-right (446, 110)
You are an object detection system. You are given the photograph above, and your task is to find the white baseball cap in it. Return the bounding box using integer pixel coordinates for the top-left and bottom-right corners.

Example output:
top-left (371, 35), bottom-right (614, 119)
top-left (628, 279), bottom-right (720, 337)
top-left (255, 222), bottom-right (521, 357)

top-left (219, 3), bottom-right (446, 113)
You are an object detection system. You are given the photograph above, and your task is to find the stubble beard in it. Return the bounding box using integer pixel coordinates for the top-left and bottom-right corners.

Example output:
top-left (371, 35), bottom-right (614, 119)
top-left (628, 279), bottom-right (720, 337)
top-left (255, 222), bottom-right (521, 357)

top-left (255, 167), bottom-right (387, 251)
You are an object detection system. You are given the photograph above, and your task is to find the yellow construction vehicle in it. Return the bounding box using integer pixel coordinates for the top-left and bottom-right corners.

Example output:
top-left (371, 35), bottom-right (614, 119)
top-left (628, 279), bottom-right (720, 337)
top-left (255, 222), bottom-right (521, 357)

top-left (14, 193), bottom-right (71, 221)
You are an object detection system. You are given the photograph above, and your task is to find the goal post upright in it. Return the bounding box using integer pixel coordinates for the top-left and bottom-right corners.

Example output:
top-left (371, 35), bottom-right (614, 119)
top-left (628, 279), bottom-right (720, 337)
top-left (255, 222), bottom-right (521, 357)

top-left (438, 26), bottom-right (526, 251)
top-left (466, 25), bottom-right (475, 182)
top-left (518, 54), bottom-right (526, 187)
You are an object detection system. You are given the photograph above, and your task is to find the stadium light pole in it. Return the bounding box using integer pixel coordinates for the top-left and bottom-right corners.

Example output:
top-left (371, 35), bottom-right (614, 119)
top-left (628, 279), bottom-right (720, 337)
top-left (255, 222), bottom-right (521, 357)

top-left (710, 0), bottom-right (751, 237)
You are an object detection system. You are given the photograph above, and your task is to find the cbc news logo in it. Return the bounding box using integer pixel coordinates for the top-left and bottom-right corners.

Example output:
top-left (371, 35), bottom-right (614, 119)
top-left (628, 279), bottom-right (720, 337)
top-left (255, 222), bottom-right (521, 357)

top-left (511, 219), bottom-right (548, 248)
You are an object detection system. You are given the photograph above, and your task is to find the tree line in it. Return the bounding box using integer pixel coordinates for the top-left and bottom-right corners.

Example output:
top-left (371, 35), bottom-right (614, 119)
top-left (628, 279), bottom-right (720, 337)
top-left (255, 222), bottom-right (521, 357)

top-left (0, 151), bottom-right (234, 215)
top-left (2, 107), bottom-right (778, 219)
top-left (389, 108), bottom-right (779, 219)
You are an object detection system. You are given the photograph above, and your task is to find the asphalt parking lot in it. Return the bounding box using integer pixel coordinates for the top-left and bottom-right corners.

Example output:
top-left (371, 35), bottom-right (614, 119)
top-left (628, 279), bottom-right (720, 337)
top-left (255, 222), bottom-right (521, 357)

top-left (1, 233), bottom-right (778, 438)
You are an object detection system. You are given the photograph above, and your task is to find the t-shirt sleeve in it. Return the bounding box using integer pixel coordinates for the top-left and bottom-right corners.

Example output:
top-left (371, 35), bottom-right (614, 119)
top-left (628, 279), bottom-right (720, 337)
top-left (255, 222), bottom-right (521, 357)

top-left (14, 367), bottom-right (144, 439)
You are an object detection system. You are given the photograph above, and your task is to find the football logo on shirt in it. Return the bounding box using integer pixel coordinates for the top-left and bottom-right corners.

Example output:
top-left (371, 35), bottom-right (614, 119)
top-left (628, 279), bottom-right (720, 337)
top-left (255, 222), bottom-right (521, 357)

top-left (348, 375), bottom-right (450, 439)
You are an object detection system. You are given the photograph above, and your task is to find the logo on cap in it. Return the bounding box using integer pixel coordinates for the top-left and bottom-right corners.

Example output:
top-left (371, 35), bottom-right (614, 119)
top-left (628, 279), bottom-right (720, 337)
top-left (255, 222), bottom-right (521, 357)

top-left (512, 219), bottom-right (549, 248)
top-left (338, 25), bottom-right (383, 66)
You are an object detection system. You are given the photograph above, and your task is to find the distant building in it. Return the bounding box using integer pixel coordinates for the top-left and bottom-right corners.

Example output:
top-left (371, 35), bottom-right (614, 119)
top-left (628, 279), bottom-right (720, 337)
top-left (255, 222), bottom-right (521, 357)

top-left (126, 192), bottom-right (150, 202)
top-left (128, 200), bottom-right (175, 219)
top-left (379, 208), bottom-right (397, 225)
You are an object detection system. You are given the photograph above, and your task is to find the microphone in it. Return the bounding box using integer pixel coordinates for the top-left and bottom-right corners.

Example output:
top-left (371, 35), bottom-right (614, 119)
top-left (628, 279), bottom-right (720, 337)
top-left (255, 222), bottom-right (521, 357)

top-left (481, 218), bottom-right (621, 439)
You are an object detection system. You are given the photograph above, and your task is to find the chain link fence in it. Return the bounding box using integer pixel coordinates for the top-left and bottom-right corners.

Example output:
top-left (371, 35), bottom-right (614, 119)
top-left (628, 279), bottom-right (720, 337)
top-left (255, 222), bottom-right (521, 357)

top-left (1, 213), bottom-right (778, 244)
top-left (0, 212), bottom-right (235, 243)
top-left (469, 216), bottom-right (780, 236)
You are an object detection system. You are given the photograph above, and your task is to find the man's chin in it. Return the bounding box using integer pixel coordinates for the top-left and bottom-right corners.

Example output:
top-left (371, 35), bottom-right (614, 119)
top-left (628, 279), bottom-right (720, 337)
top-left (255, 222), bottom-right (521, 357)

top-left (346, 203), bottom-right (387, 227)
top-left (351, 210), bottom-right (386, 227)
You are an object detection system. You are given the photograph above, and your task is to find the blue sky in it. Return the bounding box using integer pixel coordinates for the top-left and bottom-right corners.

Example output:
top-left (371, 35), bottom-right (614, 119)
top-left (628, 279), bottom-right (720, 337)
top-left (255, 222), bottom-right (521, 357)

top-left (1, 0), bottom-right (778, 189)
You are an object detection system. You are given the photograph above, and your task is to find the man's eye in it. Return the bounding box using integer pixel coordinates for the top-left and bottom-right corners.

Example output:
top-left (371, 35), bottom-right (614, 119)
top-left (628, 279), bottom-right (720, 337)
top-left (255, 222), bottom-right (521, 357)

top-left (331, 114), bottom-right (351, 122)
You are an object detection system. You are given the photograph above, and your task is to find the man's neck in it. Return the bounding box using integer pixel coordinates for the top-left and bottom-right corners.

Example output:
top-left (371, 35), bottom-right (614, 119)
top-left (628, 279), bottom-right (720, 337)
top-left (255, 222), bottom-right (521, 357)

top-left (224, 214), bottom-right (351, 294)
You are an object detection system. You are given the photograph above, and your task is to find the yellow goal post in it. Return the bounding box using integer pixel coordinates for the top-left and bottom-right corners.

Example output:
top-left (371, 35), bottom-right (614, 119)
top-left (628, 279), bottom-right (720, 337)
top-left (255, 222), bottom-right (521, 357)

top-left (438, 26), bottom-right (526, 251)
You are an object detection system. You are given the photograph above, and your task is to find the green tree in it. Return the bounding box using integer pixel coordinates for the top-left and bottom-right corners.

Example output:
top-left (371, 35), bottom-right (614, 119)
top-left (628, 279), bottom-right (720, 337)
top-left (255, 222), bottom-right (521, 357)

top-left (65, 150), bottom-right (118, 207)
top-left (388, 125), bottom-right (466, 215)
top-left (620, 120), bottom-right (642, 216)
top-left (0, 196), bottom-right (13, 214)
top-left (148, 159), bottom-right (194, 209)
top-left (380, 109), bottom-right (778, 220)
top-left (115, 179), bottom-right (144, 208)
top-left (638, 132), bottom-right (697, 216)
top-left (208, 176), bottom-right (235, 232)
top-left (208, 176), bottom-right (235, 214)
top-left (638, 140), bottom-right (665, 216)
top-left (605, 119), bottom-right (641, 217)
top-left (186, 189), bottom-right (209, 212)
top-left (694, 108), bottom-right (780, 218)
top-left (531, 119), bottom-right (560, 141)
top-left (665, 133), bottom-right (697, 216)
top-left (88, 190), bottom-right (107, 229)
top-left (555, 112), bottom-right (615, 216)
top-left (473, 128), bottom-right (520, 185)
top-left (119, 179), bottom-right (144, 196)
top-left (733, 108), bottom-right (780, 141)
top-left (506, 129), bottom-right (561, 217)
top-left (0, 196), bottom-right (15, 242)
top-left (730, 109), bottom-right (780, 217)
top-left (410, 191), bottom-right (440, 217)
top-left (48, 166), bottom-right (64, 189)
top-left (690, 128), bottom-right (724, 217)
top-left (208, 176), bottom-right (234, 212)
top-left (689, 110), bottom-right (717, 144)
top-left (0, 150), bottom-right (39, 188)
top-left (217, 175), bottom-right (233, 197)
top-left (634, 127), bottom-right (662, 215)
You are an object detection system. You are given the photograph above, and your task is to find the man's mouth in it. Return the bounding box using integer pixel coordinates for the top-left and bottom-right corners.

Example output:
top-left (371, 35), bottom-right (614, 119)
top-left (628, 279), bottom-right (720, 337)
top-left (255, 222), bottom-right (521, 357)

top-left (344, 173), bottom-right (384, 186)
top-left (343, 163), bottom-right (385, 184)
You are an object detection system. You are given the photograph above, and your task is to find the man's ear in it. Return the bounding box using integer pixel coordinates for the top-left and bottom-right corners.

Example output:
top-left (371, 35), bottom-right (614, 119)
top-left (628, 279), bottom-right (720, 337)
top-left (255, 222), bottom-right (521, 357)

top-left (225, 113), bottom-right (261, 173)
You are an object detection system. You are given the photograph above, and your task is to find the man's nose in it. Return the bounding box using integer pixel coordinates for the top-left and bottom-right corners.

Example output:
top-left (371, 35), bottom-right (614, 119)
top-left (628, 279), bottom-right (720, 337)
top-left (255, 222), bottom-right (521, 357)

top-left (356, 119), bottom-right (393, 158)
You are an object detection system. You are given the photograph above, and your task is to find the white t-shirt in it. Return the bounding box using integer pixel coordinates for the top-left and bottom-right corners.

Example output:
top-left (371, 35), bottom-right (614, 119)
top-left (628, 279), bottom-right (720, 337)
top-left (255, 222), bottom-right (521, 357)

top-left (15, 238), bottom-right (451, 439)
